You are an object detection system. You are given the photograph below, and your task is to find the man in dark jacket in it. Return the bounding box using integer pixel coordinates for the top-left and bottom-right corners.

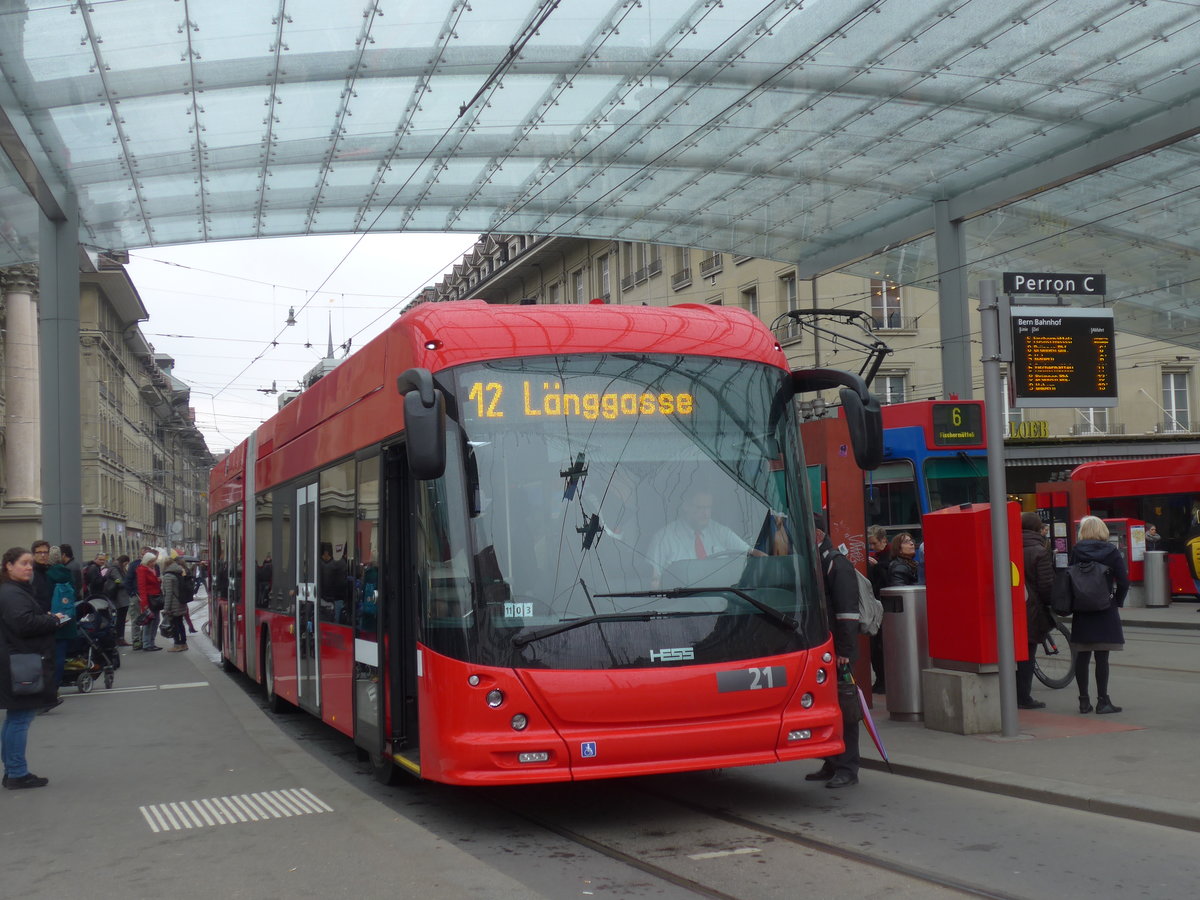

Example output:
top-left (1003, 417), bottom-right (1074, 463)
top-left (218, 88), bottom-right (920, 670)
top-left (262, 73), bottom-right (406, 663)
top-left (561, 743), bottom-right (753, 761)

top-left (30, 541), bottom-right (53, 614)
top-left (59, 543), bottom-right (83, 601)
top-left (82, 552), bottom-right (108, 598)
top-left (805, 513), bottom-right (861, 789)
top-left (865, 525), bottom-right (890, 694)
top-left (1017, 512), bottom-right (1053, 709)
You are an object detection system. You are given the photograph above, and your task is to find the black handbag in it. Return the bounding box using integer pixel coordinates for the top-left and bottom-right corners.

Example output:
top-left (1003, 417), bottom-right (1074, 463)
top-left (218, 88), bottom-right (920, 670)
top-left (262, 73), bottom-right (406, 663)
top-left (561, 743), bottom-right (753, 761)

top-left (9, 652), bottom-right (44, 695)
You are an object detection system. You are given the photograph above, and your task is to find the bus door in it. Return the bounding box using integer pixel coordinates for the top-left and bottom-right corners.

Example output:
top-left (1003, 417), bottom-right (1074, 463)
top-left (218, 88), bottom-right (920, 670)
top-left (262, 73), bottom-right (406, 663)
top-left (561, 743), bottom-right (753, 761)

top-left (382, 445), bottom-right (419, 771)
top-left (295, 482), bottom-right (321, 713)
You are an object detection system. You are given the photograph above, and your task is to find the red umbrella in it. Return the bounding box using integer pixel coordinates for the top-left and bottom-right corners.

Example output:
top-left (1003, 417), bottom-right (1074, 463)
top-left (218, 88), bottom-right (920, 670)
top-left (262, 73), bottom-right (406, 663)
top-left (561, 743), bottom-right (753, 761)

top-left (856, 683), bottom-right (893, 772)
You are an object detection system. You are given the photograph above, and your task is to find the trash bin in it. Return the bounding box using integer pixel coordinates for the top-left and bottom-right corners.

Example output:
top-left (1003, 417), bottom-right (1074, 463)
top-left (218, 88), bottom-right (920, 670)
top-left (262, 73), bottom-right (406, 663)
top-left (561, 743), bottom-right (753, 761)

top-left (1143, 551), bottom-right (1170, 608)
top-left (880, 585), bottom-right (929, 722)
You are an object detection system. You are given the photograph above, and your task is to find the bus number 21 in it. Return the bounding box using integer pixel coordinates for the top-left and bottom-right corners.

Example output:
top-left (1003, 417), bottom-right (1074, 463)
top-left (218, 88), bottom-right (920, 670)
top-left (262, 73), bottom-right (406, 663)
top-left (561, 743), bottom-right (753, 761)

top-left (748, 667), bottom-right (775, 689)
top-left (469, 382), bottom-right (504, 418)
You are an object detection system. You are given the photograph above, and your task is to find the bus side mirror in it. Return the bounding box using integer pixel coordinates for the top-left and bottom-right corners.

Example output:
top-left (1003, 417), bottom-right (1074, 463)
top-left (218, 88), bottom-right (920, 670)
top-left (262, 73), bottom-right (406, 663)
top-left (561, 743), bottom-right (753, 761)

top-left (840, 386), bottom-right (883, 471)
top-left (792, 367), bottom-right (883, 471)
top-left (397, 368), bottom-right (446, 480)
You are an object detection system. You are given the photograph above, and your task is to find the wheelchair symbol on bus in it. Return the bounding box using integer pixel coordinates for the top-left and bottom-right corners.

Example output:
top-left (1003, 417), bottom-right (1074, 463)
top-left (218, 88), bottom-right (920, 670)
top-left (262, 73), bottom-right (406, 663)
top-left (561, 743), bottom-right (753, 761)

top-left (580, 741), bottom-right (597, 758)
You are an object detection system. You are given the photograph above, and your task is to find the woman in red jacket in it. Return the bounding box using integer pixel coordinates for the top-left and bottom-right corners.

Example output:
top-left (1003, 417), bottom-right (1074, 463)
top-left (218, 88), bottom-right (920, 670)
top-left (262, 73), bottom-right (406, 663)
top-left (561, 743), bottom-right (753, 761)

top-left (135, 551), bottom-right (163, 652)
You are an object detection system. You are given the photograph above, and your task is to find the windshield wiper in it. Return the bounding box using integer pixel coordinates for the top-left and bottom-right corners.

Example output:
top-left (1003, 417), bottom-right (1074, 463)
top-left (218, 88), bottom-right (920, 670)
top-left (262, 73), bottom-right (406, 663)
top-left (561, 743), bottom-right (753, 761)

top-left (512, 610), bottom-right (706, 648)
top-left (594, 586), bottom-right (799, 632)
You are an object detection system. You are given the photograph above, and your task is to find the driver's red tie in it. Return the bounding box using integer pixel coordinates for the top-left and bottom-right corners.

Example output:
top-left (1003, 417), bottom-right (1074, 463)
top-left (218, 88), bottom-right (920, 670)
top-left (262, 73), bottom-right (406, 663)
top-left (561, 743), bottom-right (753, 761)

top-left (694, 531), bottom-right (707, 559)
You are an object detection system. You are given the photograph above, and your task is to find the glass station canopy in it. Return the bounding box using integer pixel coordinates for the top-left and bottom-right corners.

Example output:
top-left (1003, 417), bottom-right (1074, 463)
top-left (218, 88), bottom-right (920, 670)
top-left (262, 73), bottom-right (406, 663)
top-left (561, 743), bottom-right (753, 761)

top-left (1, 0), bottom-right (1199, 321)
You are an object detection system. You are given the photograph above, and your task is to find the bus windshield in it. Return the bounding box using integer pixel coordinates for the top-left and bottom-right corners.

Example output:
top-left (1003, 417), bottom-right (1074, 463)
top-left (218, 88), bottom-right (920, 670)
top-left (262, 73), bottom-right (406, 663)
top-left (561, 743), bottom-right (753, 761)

top-left (418, 353), bottom-right (823, 670)
top-left (925, 456), bottom-right (989, 510)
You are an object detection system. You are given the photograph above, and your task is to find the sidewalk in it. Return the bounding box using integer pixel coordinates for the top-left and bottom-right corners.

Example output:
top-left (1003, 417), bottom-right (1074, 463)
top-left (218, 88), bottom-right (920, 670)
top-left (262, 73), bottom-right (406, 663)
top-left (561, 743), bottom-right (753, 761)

top-left (2, 612), bottom-right (535, 900)
top-left (861, 602), bottom-right (1200, 831)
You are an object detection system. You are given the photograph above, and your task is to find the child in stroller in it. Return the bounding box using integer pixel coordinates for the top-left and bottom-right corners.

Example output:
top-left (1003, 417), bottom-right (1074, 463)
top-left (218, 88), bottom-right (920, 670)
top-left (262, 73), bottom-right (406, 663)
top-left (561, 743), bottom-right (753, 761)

top-left (61, 596), bottom-right (121, 693)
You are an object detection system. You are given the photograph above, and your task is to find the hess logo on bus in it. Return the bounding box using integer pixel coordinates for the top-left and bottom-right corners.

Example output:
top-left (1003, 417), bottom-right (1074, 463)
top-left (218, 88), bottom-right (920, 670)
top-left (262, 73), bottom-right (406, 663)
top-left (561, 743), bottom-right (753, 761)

top-left (650, 647), bottom-right (694, 662)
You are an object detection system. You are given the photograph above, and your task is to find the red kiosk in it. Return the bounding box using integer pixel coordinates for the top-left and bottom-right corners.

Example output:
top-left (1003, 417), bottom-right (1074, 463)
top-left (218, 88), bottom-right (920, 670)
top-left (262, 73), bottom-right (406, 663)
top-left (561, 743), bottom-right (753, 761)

top-left (923, 502), bottom-right (1028, 668)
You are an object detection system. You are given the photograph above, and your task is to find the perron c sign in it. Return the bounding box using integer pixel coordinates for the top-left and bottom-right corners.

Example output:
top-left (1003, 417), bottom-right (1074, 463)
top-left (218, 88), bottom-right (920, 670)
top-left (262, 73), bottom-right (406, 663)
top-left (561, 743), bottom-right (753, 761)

top-left (1002, 272), bottom-right (1106, 296)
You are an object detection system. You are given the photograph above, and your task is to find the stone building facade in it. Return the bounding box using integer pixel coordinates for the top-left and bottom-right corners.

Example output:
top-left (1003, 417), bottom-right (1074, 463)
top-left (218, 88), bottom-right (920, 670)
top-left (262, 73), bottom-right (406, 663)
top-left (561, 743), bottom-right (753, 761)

top-left (0, 254), bottom-right (212, 555)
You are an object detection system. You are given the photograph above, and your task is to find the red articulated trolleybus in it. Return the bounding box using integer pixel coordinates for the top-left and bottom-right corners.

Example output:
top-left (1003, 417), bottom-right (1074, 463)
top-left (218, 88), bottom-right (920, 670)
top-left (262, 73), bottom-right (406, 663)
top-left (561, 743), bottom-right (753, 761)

top-left (1065, 455), bottom-right (1200, 597)
top-left (208, 300), bottom-right (881, 785)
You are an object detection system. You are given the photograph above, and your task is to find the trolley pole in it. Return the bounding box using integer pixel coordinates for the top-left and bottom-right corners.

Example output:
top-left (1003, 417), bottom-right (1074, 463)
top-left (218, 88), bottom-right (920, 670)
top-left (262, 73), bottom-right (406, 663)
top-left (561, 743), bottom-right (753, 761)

top-left (978, 279), bottom-right (1019, 738)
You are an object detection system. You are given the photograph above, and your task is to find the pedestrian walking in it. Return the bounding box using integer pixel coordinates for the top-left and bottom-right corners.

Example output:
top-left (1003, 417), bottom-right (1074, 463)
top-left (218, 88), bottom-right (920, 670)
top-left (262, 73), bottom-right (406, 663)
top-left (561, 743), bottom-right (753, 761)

top-left (105, 556), bottom-right (132, 646)
top-left (886, 532), bottom-right (920, 586)
top-left (1070, 516), bottom-right (1128, 714)
top-left (1017, 512), bottom-right (1053, 709)
top-left (161, 553), bottom-right (190, 652)
top-left (865, 525), bottom-right (890, 693)
top-left (46, 552), bottom-right (77, 692)
top-left (1, 546), bottom-right (65, 789)
top-left (805, 513), bottom-right (861, 789)
top-left (136, 551), bottom-right (163, 652)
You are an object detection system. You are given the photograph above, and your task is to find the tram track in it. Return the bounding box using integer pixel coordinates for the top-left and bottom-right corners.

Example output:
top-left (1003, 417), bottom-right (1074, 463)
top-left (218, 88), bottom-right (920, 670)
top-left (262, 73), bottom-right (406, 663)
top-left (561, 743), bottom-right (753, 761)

top-left (481, 780), bottom-right (1027, 900)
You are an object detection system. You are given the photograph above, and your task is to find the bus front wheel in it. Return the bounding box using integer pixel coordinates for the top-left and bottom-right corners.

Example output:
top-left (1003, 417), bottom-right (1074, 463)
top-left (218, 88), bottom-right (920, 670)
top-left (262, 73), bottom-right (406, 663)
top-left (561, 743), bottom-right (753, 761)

top-left (261, 636), bottom-right (290, 714)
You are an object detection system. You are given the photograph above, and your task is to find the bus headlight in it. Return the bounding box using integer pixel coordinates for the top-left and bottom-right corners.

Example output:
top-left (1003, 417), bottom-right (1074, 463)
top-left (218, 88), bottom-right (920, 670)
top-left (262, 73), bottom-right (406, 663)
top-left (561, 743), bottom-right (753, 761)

top-left (815, 668), bottom-right (827, 684)
top-left (511, 713), bottom-right (529, 731)
top-left (799, 692), bottom-right (814, 708)
top-left (822, 651), bottom-right (833, 663)
top-left (486, 689), bottom-right (504, 708)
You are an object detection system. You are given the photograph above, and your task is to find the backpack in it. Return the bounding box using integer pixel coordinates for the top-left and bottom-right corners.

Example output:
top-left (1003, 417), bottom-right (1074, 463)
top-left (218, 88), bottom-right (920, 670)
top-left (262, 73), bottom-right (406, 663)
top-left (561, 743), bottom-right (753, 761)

top-left (50, 581), bottom-right (76, 617)
top-left (852, 567), bottom-right (884, 635)
top-left (826, 553), bottom-right (884, 635)
top-left (1064, 560), bottom-right (1113, 613)
top-left (170, 571), bottom-right (196, 606)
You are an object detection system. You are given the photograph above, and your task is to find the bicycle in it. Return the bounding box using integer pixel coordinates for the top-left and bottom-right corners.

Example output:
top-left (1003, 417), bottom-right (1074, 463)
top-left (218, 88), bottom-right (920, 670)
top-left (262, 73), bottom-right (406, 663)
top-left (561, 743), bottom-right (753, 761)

top-left (1033, 606), bottom-right (1076, 689)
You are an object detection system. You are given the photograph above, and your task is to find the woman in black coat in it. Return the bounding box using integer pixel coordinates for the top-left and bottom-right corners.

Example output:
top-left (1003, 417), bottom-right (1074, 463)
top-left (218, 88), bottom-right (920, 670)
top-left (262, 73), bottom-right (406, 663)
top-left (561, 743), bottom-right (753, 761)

top-left (0, 546), bottom-right (63, 789)
top-left (1069, 517), bottom-right (1129, 715)
top-left (886, 533), bottom-right (920, 586)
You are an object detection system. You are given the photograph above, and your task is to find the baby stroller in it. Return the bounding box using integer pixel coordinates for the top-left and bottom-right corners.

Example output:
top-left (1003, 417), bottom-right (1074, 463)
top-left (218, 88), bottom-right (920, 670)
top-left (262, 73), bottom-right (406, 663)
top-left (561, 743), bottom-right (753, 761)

top-left (62, 596), bottom-right (120, 693)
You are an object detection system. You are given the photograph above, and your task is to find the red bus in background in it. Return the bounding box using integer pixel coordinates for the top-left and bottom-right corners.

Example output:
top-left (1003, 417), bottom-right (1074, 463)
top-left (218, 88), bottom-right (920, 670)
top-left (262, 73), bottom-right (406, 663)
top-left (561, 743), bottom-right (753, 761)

top-left (209, 299), bottom-right (881, 786)
top-left (1066, 455), bottom-right (1200, 597)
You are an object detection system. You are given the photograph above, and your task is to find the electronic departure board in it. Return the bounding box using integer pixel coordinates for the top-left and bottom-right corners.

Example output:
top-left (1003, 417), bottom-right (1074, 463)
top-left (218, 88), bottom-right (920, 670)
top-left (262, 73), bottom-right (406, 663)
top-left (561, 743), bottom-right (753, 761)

top-left (1010, 306), bottom-right (1117, 408)
top-left (930, 402), bottom-right (985, 447)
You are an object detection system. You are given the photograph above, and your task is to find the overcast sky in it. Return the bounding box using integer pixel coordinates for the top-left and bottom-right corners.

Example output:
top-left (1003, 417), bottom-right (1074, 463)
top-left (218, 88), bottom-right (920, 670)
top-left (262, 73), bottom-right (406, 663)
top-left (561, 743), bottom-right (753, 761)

top-left (124, 232), bottom-right (479, 455)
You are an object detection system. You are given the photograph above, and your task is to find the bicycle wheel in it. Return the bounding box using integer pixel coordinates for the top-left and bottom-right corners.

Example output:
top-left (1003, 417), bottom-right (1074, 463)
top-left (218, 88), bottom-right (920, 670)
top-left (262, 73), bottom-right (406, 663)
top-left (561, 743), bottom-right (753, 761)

top-left (1033, 621), bottom-right (1076, 689)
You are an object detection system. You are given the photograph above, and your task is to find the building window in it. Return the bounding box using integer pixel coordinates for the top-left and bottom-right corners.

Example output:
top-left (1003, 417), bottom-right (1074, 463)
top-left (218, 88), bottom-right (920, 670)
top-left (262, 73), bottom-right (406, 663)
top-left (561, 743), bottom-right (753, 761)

top-left (571, 269), bottom-right (585, 304)
top-left (672, 247), bottom-right (691, 290)
top-left (878, 374), bottom-right (906, 405)
top-left (547, 282), bottom-right (560, 305)
top-left (871, 278), bottom-right (904, 329)
top-left (598, 255), bottom-right (610, 299)
top-left (740, 285), bottom-right (759, 319)
top-left (1077, 407), bottom-right (1109, 435)
top-left (1163, 371), bottom-right (1190, 432)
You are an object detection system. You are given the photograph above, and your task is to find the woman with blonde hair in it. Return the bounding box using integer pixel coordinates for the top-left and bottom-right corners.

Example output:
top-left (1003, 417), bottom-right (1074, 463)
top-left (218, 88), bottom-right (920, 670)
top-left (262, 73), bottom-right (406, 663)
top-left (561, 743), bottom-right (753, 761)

top-left (1070, 516), bottom-right (1129, 714)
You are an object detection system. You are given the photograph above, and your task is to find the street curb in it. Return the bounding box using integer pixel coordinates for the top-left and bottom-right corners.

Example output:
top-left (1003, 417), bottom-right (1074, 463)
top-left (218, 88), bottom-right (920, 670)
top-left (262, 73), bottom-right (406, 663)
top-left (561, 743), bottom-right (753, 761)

top-left (860, 757), bottom-right (1200, 833)
top-left (1121, 617), bottom-right (1200, 631)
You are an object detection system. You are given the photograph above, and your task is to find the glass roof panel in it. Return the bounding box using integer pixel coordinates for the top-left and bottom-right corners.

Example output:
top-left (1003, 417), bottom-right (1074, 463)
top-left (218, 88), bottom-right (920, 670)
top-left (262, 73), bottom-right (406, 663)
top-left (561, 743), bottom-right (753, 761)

top-left (0, 0), bottom-right (1196, 310)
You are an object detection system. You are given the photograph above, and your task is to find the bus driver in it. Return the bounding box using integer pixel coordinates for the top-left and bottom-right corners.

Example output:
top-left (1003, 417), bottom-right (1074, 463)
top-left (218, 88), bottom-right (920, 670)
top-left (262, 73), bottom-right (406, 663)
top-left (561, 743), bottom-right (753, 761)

top-left (647, 489), bottom-right (763, 588)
